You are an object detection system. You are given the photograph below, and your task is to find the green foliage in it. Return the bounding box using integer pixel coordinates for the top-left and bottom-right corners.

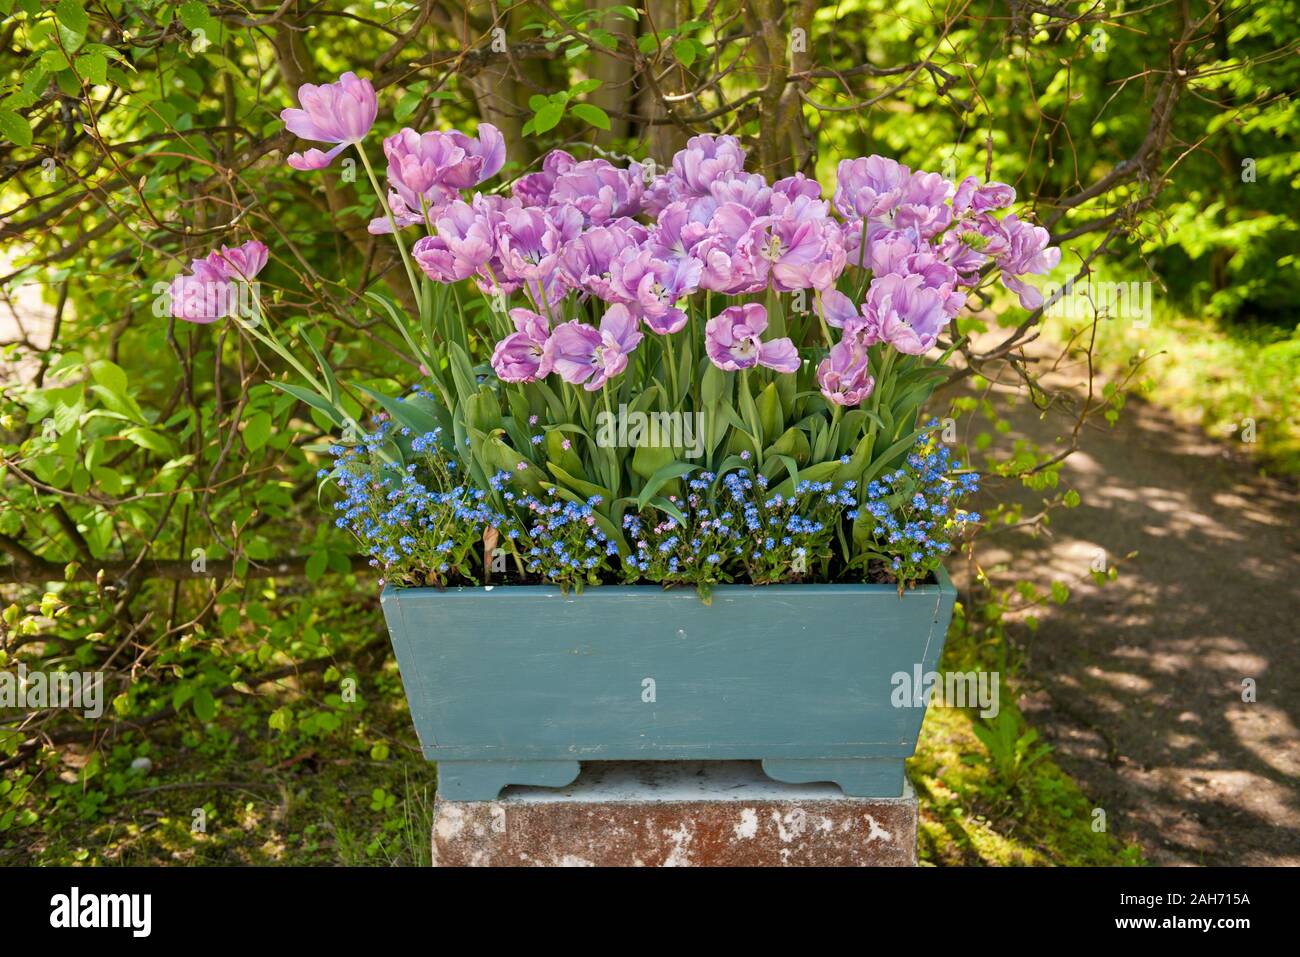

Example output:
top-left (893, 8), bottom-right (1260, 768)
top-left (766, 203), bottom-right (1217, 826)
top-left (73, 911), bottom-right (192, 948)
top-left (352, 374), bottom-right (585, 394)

top-left (0, 587), bottom-right (437, 865)
top-left (970, 710), bottom-right (1053, 793)
top-left (809, 0), bottom-right (1300, 323)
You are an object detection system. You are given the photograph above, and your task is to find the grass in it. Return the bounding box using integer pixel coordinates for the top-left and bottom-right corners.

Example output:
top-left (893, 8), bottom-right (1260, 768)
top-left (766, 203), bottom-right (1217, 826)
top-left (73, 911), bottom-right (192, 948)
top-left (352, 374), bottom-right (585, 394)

top-left (1044, 307), bottom-right (1300, 477)
top-left (2, 645), bottom-right (439, 866)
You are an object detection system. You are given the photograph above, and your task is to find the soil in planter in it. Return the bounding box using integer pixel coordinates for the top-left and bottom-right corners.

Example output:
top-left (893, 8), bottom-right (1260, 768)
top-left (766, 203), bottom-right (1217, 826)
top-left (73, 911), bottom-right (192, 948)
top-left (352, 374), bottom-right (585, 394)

top-left (383, 556), bottom-right (935, 591)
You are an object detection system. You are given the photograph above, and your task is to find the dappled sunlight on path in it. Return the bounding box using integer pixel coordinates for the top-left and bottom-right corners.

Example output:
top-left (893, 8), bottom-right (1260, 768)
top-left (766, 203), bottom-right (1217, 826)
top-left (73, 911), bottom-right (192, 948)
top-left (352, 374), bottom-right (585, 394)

top-left (955, 350), bottom-right (1300, 865)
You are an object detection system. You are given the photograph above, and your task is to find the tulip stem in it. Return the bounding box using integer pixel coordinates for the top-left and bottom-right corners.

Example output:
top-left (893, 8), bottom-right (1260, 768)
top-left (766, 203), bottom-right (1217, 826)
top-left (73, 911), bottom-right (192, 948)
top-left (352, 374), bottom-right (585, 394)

top-left (740, 366), bottom-right (763, 468)
top-left (814, 290), bottom-right (834, 347)
top-left (356, 143), bottom-right (424, 318)
top-left (235, 304), bottom-right (363, 439)
top-left (872, 349), bottom-right (896, 418)
top-left (664, 333), bottom-right (679, 407)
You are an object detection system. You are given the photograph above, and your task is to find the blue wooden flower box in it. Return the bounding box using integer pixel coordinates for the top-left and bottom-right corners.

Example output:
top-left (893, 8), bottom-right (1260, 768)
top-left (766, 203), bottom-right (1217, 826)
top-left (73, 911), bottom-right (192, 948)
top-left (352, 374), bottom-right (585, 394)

top-left (381, 570), bottom-right (956, 800)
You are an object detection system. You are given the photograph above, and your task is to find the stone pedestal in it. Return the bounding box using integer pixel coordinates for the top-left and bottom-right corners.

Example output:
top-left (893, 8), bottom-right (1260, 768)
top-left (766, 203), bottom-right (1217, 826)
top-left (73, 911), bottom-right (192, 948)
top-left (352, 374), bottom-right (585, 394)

top-left (431, 761), bottom-right (917, 867)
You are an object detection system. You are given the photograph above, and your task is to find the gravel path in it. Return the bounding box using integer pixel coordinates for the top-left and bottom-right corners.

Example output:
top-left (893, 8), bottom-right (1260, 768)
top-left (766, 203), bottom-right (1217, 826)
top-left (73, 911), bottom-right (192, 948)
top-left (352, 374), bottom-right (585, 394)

top-left (957, 352), bottom-right (1300, 865)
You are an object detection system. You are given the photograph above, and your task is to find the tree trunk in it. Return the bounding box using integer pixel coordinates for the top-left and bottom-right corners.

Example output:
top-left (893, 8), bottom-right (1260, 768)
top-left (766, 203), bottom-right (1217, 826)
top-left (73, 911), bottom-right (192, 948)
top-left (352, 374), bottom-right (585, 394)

top-left (588, 0), bottom-right (636, 147)
top-left (455, 3), bottom-right (532, 163)
top-left (748, 0), bottom-right (813, 179)
top-left (636, 0), bottom-right (690, 166)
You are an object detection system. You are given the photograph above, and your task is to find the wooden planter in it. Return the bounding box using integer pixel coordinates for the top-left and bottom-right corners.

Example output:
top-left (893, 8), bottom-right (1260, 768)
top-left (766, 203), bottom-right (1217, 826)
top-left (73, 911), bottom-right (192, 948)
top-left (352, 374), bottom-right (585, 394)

top-left (381, 570), bottom-right (956, 801)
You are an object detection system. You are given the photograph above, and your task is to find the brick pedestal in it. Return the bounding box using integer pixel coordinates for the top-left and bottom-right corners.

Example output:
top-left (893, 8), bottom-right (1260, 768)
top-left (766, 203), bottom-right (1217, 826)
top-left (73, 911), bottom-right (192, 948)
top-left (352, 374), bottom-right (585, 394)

top-left (431, 760), bottom-right (917, 867)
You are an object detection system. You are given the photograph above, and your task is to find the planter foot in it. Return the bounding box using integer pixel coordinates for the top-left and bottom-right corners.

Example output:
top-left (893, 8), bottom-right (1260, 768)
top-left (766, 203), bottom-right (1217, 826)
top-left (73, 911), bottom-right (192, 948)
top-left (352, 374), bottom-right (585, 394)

top-left (435, 760), bottom-right (582, 801)
top-left (761, 758), bottom-right (904, 798)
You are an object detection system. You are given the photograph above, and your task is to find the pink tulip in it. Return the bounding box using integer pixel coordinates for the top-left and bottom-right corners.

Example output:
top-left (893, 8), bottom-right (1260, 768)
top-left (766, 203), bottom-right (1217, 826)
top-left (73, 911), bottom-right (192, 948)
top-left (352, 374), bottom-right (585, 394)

top-left (542, 304), bottom-right (644, 391)
top-left (705, 303), bottom-right (800, 373)
top-left (491, 309), bottom-right (551, 383)
top-left (281, 72), bottom-right (377, 170)
top-left (817, 339), bottom-right (875, 407)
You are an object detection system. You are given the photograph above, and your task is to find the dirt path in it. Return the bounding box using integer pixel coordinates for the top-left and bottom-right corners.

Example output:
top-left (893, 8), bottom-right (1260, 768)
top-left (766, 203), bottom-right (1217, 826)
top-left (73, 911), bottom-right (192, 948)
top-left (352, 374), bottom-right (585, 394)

top-left (959, 352), bottom-right (1300, 866)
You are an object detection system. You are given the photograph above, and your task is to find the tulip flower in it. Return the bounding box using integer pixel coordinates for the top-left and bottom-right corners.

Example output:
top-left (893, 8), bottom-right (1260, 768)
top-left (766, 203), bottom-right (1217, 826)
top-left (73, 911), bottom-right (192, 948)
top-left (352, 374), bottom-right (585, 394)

top-left (281, 72), bottom-right (378, 170)
top-left (705, 303), bottom-right (800, 373)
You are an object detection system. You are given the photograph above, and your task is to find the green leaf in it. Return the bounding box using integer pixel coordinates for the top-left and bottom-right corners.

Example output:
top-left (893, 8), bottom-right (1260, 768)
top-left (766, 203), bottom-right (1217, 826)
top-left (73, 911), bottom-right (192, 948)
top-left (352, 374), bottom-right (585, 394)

top-left (242, 411), bottom-right (272, 452)
top-left (179, 1), bottom-right (212, 32)
top-left (546, 462), bottom-right (609, 503)
top-left (56, 0), bottom-right (88, 36)
top-left (771, 460), bottom-right (839, 498)
top-left (701, 362), bottom-right (727, 406)
top-left (354, 383), bottom-right (440, 438)
top-left (736, 373), bottom-right (763, 451)
top-left (77, 51), bottom-right (106, 85)
top-left (588, 29), bottom-right (619, 50)
top-left (122, 427), bottom-right (177, 457)
top-left (304, 549), bottom-right (328, 582)
top-left (192, 687), bottom-right (216, 722)
top-left (756, 382), bottom-right (783, 443)
top-left (40, 49), bottom-right (71, 73)
top-left (268, 707), bottom-right (292, 732)
top-left (647, 495), bottom-right (687, 527)
top-left (861, 430), bottom-right (924, 486)
top-left (570, 78), bottom-right (603, 96)
top-left (464, 385), bottom-right (502, 435)
top-left (545, 429), bottom-right (584, 476)
top-left (57, 26), bottom-right (85, 55)
top-left (17, 68), bottom-right (48, 105)
top-left (268, 381), bottom-right (344, 428)
top-left (394, 94), bottom-right (419, 122)
top-left (768, 426), bottom-right (811, 463)
top-left (570, 103), bottom-right (611, 130)
top-left (88, 386), bottom-right (146, 424)
top-left (91, 466), bottom-right (123, 496)
top-left (631, 442), bottom-right (675, 480)
top-left (55, 70), bottom-right (80, 96)
top-left (672, 39), bottom-right (697, 67)
top-left (301, 336), bottom-right (340, 405)
top-left (88, 358), bottom-right (127, 395)
top-left (635, 460), bottom-right (698, 510)
top-left (532, 100), bottom-right (565, 133)
top-left (80, 42), bottom-right (126, 63)
top-left (446, 342), bottom-right (478, 404)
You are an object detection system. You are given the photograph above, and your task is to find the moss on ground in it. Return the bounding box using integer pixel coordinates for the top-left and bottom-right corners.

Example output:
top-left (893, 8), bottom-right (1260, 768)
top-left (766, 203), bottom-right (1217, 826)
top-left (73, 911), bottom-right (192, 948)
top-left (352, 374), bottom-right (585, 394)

top-left (2, 650), bottom-right (438, 866)
top-left (912, 707), bottom-right (1143, 866)
top-left (910, 604), bottom-right (1145, 867)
